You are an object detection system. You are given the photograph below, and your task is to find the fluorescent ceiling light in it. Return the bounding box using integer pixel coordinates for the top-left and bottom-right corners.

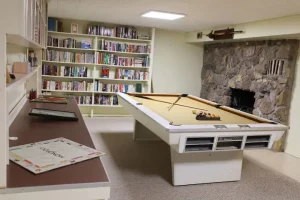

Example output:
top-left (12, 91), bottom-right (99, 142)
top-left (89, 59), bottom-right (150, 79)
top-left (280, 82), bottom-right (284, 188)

top-left (141, 11), bottom-right (185, 20)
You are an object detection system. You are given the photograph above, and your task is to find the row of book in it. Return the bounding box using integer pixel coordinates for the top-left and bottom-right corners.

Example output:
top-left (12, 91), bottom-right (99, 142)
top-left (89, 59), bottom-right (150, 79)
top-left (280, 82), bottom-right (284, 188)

top-left (94, 81), bottom-right (141, 93)
top-left (75, 96), bottom-right (93, 105)
top-left (48, 18), bottom-right (63, 32)
top-left (115, 69), bottom-right (148, 80)
top-left (88, 25), bottom-right (137, 39)
top-left (42, 80), bottom-right (94, 91)
top-left (42, 66), bottom-right (148, 81)
top-left (100, 39), bottom-right (150, 53)
top-left (95, 95), bottom-right (118, 105)
top-left (42, 65), bottom-right (91, 77)
top-left (36, 94), bottom-right (119, 106)
top-left (47, 36), bottom-right (92, 49)
top-left (98, 53), bottom-right (149, 67)
top-left (46, 50), bottom-right (94, 63)
top-left (74, 95), bottom-right (119, 106)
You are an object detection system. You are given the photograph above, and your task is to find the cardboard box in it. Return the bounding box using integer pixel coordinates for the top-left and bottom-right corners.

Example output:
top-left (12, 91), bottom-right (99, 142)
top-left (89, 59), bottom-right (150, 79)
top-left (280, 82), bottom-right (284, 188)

top-left (6, 67), bottom-right (11, 84)
top-left (13, 62), bottom-right (31, 74)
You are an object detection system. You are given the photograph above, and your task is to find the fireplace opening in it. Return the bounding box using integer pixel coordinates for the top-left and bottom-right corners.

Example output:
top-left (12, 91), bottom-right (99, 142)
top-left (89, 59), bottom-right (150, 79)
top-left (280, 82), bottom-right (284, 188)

top-left (230, 88), bottom-right (255, 114)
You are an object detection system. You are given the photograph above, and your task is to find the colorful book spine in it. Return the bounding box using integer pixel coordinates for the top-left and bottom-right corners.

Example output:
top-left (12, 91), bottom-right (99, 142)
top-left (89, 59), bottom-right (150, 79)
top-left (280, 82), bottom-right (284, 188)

top-left (93, 82), bottom-right (136, 93)
top-left (99, 39), bottom-right (150, 53)
top-left (42, 80), bottom-right (94, 91)
top-left (74, 96), bottom-right (93, 105)
top-left (115, 69), bottom-right (148, 80)
top-left (97, 53), bottom-right (149, 67)
top-left (46, 50), bottom-right (94, 63)
top-left (94, 95), bottom-right (118, 105)
top-left (87, 25), bottom-right (139, 39)
top-left (42, 65), bottom-right (89, 77)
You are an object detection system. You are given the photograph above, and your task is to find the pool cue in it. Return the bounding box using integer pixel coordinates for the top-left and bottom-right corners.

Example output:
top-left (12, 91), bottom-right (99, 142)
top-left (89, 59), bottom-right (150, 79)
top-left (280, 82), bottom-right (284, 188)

top-left (168, 96), bottom-right (182, 111)
top-left (134, 96), bottom-right (207, 111)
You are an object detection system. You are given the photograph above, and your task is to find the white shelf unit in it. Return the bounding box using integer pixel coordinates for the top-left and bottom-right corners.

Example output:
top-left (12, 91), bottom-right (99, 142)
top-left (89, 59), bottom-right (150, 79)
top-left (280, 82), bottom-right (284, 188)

top-left (7, 34), bottom-right (45, 50)
top-left (43, 18), bottom-right (155, 116)
top-left (0, 0), bottom-right (48, 189)
top-left (7, 66), bottom-right (40, 92)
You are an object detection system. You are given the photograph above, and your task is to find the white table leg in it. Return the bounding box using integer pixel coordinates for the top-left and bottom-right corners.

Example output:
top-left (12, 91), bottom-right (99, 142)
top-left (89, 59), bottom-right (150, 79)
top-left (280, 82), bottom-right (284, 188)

top-left (133, 120), bottom-right (160, 141)
top-left (170, 148), bottom-right (243, 186)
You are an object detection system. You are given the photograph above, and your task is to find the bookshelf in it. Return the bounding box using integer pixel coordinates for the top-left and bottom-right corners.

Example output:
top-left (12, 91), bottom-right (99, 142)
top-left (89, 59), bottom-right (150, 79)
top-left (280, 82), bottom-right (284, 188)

top-left (43, 18), bottom-right (155, 116)
top-left (0, 0), bottom-right (48, 189)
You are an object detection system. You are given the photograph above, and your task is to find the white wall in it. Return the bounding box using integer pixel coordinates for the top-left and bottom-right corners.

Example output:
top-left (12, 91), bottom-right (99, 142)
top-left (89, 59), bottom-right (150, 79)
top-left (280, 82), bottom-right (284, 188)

top-left (285, 44), bottom-right (300, 158)
top-left (186, 15), bottom-right (300, 43)
top-left (0, 34), bottom-right (7, 189)
top-left (153, 29), bottom-right (203, 96)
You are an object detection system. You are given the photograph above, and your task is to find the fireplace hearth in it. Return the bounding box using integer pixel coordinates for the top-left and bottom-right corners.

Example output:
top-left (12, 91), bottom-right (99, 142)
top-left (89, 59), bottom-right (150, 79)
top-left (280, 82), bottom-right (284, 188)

top-left (230, 88), bottom-right (255, 114)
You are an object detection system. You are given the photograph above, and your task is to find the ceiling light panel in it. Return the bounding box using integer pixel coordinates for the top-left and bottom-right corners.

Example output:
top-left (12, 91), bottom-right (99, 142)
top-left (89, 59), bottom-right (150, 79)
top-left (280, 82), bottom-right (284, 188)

top-left (141, 11), bottom-right (185, 20)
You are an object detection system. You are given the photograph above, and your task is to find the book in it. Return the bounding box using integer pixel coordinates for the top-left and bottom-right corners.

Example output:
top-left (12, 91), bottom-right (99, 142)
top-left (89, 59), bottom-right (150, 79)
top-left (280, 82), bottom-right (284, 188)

top-left (81, 41), bottom-right (91, 49)
top-left (101, 67), bottom-right (110, 78)
top-left (48, 18), bottom-right (63, 32)
top-left (136, 84), bottom-right (142, 93)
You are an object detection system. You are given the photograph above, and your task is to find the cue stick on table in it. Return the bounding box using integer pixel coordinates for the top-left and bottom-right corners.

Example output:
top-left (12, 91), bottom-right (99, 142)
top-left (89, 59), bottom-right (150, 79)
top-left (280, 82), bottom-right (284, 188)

top-left (134, 95), bottom-right (207, 111)
top-left (168, 96), bottom-right (182, 111)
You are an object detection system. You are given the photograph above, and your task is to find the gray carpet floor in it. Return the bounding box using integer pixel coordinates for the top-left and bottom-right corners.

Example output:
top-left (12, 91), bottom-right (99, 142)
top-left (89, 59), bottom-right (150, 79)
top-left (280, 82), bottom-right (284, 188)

top-left (84, 117), bottom-right (300, 200)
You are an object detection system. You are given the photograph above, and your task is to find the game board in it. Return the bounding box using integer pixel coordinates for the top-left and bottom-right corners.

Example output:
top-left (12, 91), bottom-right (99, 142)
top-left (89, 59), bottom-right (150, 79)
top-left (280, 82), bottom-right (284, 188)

top-left (9, 138), bottom-right (105, 174)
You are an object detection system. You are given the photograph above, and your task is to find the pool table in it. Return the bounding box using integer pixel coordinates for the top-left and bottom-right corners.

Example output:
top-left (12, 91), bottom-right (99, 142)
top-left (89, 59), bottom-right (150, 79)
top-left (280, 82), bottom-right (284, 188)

top-left (117, 92), bottom-right (288, 186)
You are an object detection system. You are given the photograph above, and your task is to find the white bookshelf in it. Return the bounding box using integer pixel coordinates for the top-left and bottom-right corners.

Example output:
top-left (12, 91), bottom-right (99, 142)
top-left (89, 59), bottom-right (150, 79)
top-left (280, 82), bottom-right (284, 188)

top-left (43, 18), bottom-right (155, 116)
top-left (0, 0), bottom-right (48, 189)
top-left (7, 34), bottom-right (45, 50)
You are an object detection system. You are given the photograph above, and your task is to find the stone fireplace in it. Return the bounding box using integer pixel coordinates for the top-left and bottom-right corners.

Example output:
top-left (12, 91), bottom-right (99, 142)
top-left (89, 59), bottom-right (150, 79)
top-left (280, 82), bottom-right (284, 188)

top-left (230, 88), bottom-right (255, 114)
top-left (201, 40), bottom-right (299, 124)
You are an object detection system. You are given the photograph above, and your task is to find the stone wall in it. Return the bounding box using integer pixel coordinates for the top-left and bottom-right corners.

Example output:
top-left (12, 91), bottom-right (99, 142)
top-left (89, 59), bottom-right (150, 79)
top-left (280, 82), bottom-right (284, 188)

top-left (201, 40), bottom-right (299, 124)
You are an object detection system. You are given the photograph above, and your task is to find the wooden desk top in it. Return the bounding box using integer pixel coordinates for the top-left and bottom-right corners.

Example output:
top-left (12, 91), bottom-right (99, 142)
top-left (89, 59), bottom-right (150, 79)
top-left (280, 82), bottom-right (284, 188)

top-left (7, 100), bottom-right (109, 190)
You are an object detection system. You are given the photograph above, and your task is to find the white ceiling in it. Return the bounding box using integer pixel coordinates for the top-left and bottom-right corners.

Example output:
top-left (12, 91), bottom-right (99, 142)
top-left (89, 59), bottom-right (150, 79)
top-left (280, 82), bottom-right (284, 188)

top-left (48, 0), bottom-right (300, 32)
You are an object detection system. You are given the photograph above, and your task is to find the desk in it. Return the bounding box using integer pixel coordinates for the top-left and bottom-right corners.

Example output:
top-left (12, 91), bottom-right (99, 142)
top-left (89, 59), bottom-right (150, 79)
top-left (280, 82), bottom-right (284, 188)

top-left (1, 100), bottom-right (110, 200)
top-left (117, 93), bottom-right (288, 186)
